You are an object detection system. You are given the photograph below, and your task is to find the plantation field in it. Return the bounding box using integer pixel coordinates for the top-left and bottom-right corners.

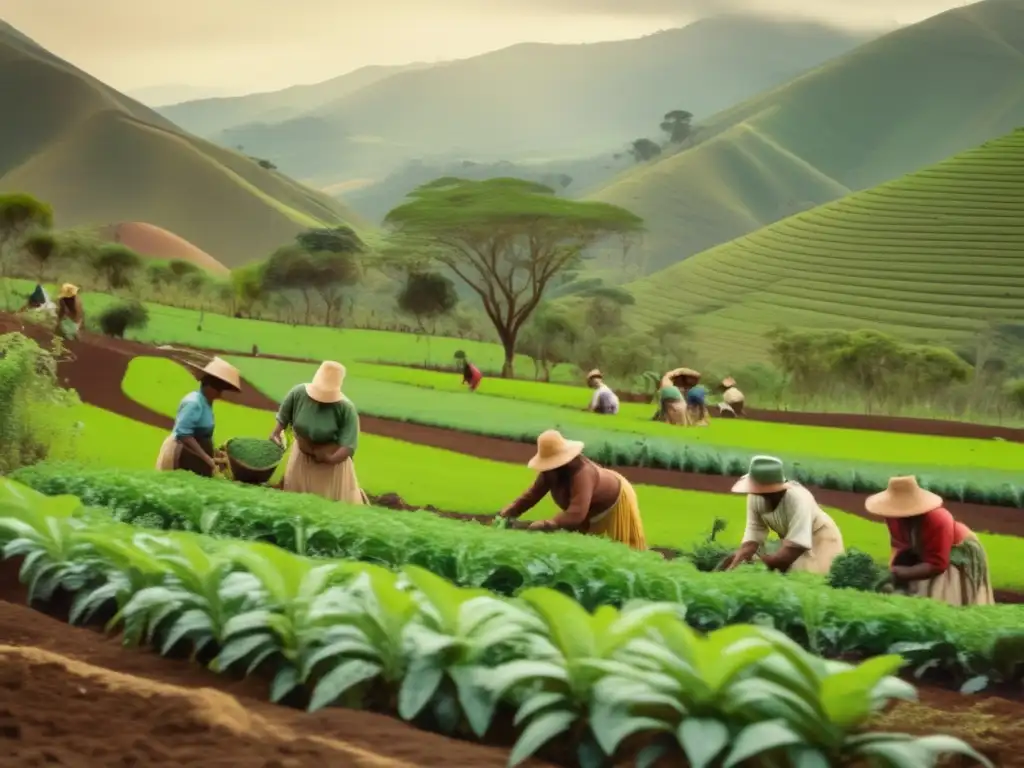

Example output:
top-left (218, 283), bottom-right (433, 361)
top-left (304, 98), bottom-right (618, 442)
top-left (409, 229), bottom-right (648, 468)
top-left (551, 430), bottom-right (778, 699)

top-left (116, 355), bottom-right (1024, 589)
top-left (618, 127), bottom-right (1024, 362)
top-left (229, 356), bottom-right (1024, 476)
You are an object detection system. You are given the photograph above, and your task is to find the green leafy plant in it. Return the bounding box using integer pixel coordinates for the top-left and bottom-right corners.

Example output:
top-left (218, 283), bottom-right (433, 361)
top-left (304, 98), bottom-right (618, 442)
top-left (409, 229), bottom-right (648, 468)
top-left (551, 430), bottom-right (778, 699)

top-left (827, 549), bottom-right (891, 592)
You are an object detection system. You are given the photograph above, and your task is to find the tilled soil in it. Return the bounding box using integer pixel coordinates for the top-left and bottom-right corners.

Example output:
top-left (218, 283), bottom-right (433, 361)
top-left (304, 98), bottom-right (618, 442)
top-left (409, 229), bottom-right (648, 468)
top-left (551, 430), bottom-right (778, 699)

top-left (0, 601), bottom-right (550, 767)
top-left (3, 313), bottom-right (1022, 540)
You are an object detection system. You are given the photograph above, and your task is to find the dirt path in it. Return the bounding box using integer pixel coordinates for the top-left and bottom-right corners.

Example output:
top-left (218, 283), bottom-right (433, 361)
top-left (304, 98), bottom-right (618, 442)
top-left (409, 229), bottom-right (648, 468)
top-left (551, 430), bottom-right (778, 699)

top-left (4, 315), bottom-right (1024, 538)
top-left (0, 600), bottom-right (549, 767)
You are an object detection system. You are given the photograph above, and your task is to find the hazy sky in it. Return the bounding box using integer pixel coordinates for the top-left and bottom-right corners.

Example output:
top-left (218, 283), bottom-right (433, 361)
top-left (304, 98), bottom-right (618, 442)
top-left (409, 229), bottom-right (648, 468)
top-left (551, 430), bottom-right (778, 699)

top-left (5, 0), bottom-right (970, 94)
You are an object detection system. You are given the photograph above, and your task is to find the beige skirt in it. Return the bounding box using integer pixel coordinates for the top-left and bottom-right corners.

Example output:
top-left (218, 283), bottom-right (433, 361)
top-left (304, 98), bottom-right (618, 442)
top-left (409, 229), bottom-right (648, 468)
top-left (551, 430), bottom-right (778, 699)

top-left (155, 436), bottom-right (179, 471)
top-left (787, 522), bottom-right (845, 575)
top-left (282, 448), bottom-right (366, 504)
top-left (905, 534), bottom-right (995, 606)
top-left (663, 400), bottom-right (686, 425)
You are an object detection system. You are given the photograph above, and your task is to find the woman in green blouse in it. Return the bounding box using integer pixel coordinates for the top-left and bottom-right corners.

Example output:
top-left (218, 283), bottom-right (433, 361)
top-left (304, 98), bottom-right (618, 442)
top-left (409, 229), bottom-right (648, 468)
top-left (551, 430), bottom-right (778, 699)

top-left (269, 361), bottom-right (366, 504)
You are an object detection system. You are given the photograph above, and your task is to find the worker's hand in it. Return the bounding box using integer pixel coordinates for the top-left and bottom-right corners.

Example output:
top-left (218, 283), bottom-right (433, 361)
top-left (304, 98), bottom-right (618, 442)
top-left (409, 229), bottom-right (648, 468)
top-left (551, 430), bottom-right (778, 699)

top-left (269, 432), bottom-right (283, 446)
top-left (527, 519), bottom-right (554, 531)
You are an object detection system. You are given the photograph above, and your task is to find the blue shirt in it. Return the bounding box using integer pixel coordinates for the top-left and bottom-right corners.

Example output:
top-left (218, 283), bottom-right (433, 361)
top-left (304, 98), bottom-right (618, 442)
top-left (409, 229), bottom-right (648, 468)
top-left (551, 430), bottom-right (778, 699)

top-left (172, 390), bottom-right (215, 440)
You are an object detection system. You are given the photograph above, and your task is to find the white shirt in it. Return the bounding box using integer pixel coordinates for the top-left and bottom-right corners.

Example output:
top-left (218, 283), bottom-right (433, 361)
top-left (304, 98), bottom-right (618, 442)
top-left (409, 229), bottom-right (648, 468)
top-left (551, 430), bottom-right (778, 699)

top-left (589, 383), bottom-right (619, 414)
top-left (741, 484), bottom-right (836, 550)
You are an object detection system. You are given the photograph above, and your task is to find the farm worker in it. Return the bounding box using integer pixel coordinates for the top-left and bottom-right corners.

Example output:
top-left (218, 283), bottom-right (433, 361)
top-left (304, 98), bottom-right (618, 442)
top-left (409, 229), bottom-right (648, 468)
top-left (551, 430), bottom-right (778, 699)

top-left (18, 283), bottom-right (55, 314)
top-left (462, 359), bottom-right (482, 391)
top-left (724, 455), bottom-right (845, 574)
top-left (156, 357), bottom-right (242, 477)
top-left (586, 369), bottom-right (619, 415)
top-left (54, 283), bottom-right (84, 339)
top-left (660, 366), bottom-right (701, 393)
top-left (717, 377), bottom-right (745, 418)
top-left (269, 361), bottom-right (366, 505)
top-left (685, 384), bottom-right (710, 427)
top-left (652, 384), bottom-right (686, 425)
top-left (865, 476), bottom-right (994, 606)
top-left (498, 430), bottom-right (647, 551)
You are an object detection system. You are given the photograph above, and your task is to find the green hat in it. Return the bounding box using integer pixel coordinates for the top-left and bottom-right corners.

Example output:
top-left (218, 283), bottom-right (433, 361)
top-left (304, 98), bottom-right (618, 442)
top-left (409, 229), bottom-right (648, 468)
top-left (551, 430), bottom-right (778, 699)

top-left (731, 455), bottom-right (788, 494)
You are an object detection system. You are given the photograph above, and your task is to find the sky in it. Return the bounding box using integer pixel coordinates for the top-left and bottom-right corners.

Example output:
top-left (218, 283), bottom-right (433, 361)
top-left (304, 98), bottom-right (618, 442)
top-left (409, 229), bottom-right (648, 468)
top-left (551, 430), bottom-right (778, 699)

top-left (3, 0), bottom-right (971, 96)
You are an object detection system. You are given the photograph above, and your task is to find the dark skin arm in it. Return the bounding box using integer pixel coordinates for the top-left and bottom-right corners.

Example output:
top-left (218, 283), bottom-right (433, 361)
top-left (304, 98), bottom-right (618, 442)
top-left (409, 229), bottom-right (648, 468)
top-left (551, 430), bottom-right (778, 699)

top-left (178, 436), bottom-right (216, 470)
top-left (760, 542), bottom-right (809, 572)
top-left (725, 541), bottom-right (760, 570)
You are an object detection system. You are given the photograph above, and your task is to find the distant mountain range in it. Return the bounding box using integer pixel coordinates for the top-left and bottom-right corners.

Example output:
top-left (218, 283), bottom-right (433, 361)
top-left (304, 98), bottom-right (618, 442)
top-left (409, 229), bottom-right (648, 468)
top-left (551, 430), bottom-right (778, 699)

top-left (158, 15), bottom-right (879, 187)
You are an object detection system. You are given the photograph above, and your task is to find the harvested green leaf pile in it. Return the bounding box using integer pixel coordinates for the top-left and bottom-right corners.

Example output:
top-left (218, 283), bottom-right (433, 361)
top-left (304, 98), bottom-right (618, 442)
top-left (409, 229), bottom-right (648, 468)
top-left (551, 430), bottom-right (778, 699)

top-left (226, 438), bottom-right (283, 469)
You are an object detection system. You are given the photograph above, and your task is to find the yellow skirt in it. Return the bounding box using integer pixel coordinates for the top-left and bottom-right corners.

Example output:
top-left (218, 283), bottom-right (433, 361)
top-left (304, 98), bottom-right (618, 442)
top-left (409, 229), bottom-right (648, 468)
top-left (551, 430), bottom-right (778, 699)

top-left (282, 448), bottom-right (366, 504)
top-left (588, 473), bottom-right (647, 551)
top-left (905, 534), bottom-right (995, 606)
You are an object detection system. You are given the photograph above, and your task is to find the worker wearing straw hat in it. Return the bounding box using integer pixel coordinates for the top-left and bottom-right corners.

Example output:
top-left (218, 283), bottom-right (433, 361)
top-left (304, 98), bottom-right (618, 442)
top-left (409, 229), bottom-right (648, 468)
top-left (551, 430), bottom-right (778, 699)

top-left (724, 456), bottom-right (844, 574)
top-left (717, 377), bottom-right (745, 418)
top-left (586, 369), bottom-right (619, 415)
top-left (865, 476), bottom-right (994, 606)
top-left (498, 430), bottom-right (646, 550)
top-left (54, 283), bottom-right (84, 339)
top-left (156, 357), bottom-right (242, 477)
top-left (269, 361), bottom-right (366, 504)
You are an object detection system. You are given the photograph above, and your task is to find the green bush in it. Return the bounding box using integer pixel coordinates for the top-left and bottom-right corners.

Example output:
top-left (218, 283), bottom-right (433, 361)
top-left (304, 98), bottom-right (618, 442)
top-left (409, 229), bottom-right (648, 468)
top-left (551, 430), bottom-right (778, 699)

top-left (97, 300), bottom-right (148, 338)
top-left (0, 333), bottom-right (79, 473)
top-left (828, 548), bottom-right (891, 592)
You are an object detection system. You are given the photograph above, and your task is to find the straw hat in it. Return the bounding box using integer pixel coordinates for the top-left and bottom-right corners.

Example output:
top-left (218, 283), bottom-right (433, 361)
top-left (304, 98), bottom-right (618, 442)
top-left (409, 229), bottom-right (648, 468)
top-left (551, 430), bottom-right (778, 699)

top-left (58, 283), bottom-right (79, 299)
top-left (731, 455), bottom-right (789, 494)
top-left (586, 369), bottom-right (603, 382)
top-left (305, 361), bottom-right (346, 404)
top-left (722, 377), bottom-right (736, 388)
top-left (528, 430), bottom-right (584, 472)
top-left (189, 356), bottom-right (242, 391)
top-left (865, 476), bottom-right (942, 519)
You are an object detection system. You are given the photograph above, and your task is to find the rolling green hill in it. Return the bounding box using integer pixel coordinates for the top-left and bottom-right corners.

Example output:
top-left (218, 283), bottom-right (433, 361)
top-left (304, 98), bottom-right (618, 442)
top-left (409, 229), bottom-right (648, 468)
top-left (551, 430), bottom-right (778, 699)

top-left (616, 128), bottom-right (1024, 365)
top-left (200, 15), bottom-right (875, 186)
top-left (0, 21), bottom-right (366, 268)
top-left (589, 0), bottom-right (1024, 280)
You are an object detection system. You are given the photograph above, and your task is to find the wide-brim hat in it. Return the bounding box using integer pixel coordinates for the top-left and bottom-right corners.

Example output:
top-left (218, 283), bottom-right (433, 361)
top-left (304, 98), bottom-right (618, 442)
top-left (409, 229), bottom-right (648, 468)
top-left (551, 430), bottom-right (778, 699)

top-left (731, 455), bottom-right (789, 494)
top-left (865, 476), bottom-right (942, 519)
top-left (58, 283), bottom-right (79, 299)
top-left (528, 429), bottom-right (584, 472)
top-left (722, 377), bottom-right (736, 388)
top-left (189, 356), bottom-right (242, 392)
top-left (586, 369), bottom-right (603, 382)
top-left (306, 361), bottom-right (346, 404)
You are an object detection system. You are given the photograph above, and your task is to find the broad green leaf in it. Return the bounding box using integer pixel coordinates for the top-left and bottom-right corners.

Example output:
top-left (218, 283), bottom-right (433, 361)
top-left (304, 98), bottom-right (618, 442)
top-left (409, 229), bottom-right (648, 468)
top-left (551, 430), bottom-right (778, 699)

top-left (723, 720), bottom-right (804, 767)
top-left (678, 718), bottom-right (729, 768)
top-left (514, 691), bottom-right (564, 727)
top-left (404, 564), bottom-right (475, 629)
top-left (308, 658), bottom-right (382, 712)
top-left (450, 665), bottom-right (493, 738)
top-left (160, 609), bottom-right (213, 655)
top-left (214, 633), bottom-right (275, 671)
top-left (508, 709), bottom-right (576, 767)
top-left (398, 658), bottom-right (445, 720)
top-left (820, 655), bottom-right (904, 729)
top-left (270, 665), bottom-right (299, 703)
top-left (487, 659), bottom-right (570, 702)
top-left (520, 588), bottom-right (595, 660)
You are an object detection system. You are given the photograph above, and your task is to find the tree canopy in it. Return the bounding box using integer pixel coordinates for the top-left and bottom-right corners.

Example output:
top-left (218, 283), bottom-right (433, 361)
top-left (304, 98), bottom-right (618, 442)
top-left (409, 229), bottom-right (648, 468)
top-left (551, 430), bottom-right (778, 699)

top-left (384, 177), bottom-right (643, 375)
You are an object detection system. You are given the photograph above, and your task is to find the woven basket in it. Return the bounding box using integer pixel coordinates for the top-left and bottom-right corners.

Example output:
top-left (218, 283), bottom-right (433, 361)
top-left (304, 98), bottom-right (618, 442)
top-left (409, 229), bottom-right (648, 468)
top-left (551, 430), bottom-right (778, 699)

top-left (225, 437), bottom-right (285, 486)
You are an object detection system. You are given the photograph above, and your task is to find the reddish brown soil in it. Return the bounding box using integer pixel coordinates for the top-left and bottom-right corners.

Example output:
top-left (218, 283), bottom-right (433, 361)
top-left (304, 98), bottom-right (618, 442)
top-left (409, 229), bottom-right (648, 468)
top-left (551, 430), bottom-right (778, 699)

top-left (3, 313), bottom-right (1022, 540)
top-left (0, 599), bottom-right (548, 768)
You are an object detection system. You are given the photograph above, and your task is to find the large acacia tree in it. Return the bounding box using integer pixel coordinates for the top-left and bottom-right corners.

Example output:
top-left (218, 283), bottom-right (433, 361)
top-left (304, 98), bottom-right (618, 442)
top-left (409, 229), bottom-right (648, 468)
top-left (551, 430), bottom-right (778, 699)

top-left (383, 177), bottom-right (643, 376)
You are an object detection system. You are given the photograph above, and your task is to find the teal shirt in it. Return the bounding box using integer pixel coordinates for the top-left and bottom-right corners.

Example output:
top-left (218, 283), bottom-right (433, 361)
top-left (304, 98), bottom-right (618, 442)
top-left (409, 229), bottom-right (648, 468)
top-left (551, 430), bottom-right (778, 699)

top-left (276, 384), bottom-right (359, 452)
top-left (659, 385), bottom-right (683, 403)
top-left (173, 389), bottom-right (215, 440)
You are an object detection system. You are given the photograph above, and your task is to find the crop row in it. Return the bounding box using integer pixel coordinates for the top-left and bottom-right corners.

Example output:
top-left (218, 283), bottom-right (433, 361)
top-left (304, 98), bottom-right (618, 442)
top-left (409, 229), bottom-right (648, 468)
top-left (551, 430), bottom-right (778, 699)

top-left (223, 359), bottom-right (1024, 509)
top-left (0, 477), bottom-right (996, 767)
top-left (11, 464), bottom-right (1024, 676)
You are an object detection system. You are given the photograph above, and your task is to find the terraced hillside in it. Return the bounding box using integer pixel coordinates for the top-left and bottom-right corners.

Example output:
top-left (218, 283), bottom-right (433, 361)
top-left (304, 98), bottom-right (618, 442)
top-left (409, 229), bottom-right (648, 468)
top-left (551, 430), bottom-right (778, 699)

top-left (0, 22), bottom-right (366, 267)
top-left (588, 0), bottom-right (1024, 280)
top-left (618, 128), bottom-right (1024, 363)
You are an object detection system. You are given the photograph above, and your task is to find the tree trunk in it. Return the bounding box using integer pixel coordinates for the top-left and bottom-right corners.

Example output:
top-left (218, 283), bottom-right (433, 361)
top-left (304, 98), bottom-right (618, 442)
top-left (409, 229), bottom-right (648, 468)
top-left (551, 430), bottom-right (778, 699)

top-left (501, 341), bottom-right (515, 378)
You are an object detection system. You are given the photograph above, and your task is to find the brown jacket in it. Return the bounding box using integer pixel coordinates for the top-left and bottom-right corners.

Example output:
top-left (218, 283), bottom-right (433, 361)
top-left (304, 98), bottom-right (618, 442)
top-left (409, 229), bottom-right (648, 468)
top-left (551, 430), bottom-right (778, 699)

top-left (502, 458), bottom-right (622, 529)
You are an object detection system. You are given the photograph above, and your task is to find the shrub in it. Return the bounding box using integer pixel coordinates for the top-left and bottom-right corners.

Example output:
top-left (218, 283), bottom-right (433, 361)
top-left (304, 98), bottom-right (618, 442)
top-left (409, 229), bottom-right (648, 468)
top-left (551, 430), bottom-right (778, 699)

top-left (0, 333), bottom-right (79, 472)
top-left (98, 301), bottom-right (148, 338)
top-left (828, 548), bottom-right (891, 592)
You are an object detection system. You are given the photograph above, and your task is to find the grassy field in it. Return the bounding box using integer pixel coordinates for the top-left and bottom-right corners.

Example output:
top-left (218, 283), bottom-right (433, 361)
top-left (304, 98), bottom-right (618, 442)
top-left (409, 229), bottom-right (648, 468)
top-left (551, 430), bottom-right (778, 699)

top-left (228, 356), bottom-right (1024, 476)
top-left (61, 354), bottom-right (1021, 590)
top-left (0, 23), bottom-right (366, 267)
top-left (615, 125), bottom-right (1024, 363)
top-left (586, 0), bottom-right (1024, 285)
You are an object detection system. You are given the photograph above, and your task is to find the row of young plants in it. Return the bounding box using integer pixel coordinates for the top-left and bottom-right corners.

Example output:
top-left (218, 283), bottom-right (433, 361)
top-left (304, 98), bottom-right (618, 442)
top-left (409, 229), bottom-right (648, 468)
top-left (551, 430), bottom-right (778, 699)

top-left (11, 463), bottom-right (1024, 679)
top-left (343, 393), bottom-right (1024, 509)
top-left (0, 477), bottom-right (994, 767)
